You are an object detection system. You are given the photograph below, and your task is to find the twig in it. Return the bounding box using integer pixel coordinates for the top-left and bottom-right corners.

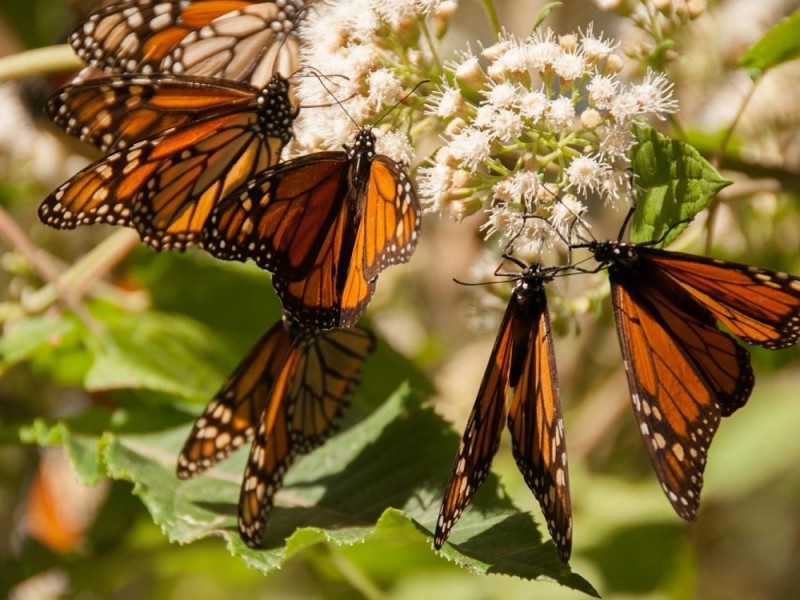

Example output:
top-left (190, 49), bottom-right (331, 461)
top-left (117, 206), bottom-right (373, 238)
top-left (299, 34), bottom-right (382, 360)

top-left (0, 45), bottom-right (83, 81)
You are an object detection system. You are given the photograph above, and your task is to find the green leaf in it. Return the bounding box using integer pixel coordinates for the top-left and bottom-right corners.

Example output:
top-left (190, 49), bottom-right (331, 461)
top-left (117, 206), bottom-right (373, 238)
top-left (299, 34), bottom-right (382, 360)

top-left (532, 2), bottom-right (562, 32)
top-left (629, 125), bottom-right (731, 246)
top-left (0, 315), bottom-right (76, 366)
top-left (98, 387), bottom-right (593, 593)
top-left (85, 308), bottom-right (229, 401)
top-left (739, 10), bottom-right (800, 77)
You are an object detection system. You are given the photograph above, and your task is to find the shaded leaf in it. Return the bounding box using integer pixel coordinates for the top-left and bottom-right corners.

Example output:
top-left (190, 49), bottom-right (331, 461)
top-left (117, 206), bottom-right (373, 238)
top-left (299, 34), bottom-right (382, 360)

top-left (99, 387), bottom-right (593, 593)
top-left (85, 308), bottom-right (229, 401)
top-left (629, 125), bottom-right (731, 246)
top-left (0, 315), bottom-right (75, 366)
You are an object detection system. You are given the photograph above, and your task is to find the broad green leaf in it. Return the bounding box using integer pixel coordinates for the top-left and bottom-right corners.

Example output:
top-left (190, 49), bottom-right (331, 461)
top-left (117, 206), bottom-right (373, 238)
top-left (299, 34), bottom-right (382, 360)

top-left (739, 10), bottom-right (800, 77)
top-left (130, 251), bottom-right (282, 353)
top-left (629, 125), bottom-right (731, 246)
top-left (0, 315), bottom-right (75, 366)
top-left (85, 308), bottom-right (229, 401)
top-left (100, 388), bottom-right (594, 593)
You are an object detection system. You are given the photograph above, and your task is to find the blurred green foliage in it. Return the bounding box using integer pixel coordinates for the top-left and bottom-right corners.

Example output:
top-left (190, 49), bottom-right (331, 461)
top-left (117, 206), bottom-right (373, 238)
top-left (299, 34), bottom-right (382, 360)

top-left (2, 2), bottom-right (800, 600)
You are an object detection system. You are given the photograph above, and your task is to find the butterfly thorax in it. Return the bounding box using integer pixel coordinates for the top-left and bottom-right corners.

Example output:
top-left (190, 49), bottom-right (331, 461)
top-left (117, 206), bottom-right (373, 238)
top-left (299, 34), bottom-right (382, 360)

top-left (344, 129), bottom-right (378, 223)
top-left (508, 272), bottom-right (548, 385)
top-left (257, 74), bottom-right (295, 144)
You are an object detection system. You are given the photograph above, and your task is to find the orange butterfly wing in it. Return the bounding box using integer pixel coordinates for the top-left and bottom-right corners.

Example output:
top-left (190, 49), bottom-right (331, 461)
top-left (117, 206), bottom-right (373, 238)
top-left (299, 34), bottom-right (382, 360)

top-left (47, 74), bottom-right (259, 153)
top-left (639, 247), bottom-right (800, 350)
top-left (506, 282), bottom-right (572, 562)
top-left (176, 321), bottom-right (293, 478)
top-left (360, 157), bottom-right (421, 281)
top-left (608, 267), bottom-right (754, 519)
top-left (435, 306), bottom-right (510, 549)
top-left (70, 1), bottom-right (307, 87)
top-left (40, 76), bottom-right (293, 250)
top-left (205, 129), bottom-right (420, 328)
top-left (237, 325), bottom-right (375, 547)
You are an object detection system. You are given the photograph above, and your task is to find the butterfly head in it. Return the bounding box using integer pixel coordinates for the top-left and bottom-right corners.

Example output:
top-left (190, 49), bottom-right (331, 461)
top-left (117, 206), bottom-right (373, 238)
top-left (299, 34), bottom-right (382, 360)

top-left (347, 127), bottom-right (377, 161)
top-left (586, 240), bottom-right (639, 269)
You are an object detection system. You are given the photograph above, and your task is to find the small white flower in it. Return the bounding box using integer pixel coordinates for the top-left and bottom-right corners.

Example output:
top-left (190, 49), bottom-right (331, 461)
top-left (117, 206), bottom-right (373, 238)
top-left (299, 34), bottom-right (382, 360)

top-left (631, 69), bottom-right (679, 120)
top-left (448, 127), bottom-right (492, 169)
top-left (367, 68), bottom-right (404, 109)
top-left (486, 81), bottom-right (519, 109)
top-left (587, 75), bottom-right (619, 111)
top-left (375, 129), bottom-right (414, 165)
top-left (580, 25), bottom-right (618, 62)
top-left (566, 154), bottom-right (609, 195)
top-left (547, 97), bottom-right (576, 128)
top-left (608, 92), bottom-right (640, 124)
top-left (428, 83), bottom-right (465, 118)
top-left (598, 124), bottom-right (634, 161)
top-left (551, 193), bottom-right (590, 244)
top-left (492, 170), bottom-right (540, 208)
top-left (519, 90), bottom-right (548, 121)
top-left (481, 202), bottom-right (525, 241)
top-left (554, 52), bottom-right (587, 81)
top-left (527, 30), bottom-right (563, 72)
top-left (344, 44), bottom-right (382, 79)
top-left (601, 169), bottom-right (633, 207)
top-left (377, 0), bottom-right (421, 27)
top-left (418, 161), bottom-right (454, 211)
top-left (489, 46), bottom-right (531, 79)
top-left (454, 55), bottom-right (486, 89)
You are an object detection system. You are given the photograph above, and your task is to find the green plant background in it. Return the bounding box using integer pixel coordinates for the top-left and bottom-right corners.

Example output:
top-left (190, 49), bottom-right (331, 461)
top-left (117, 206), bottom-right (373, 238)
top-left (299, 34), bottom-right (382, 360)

top-left (1, 1), bottom-right (800, 599)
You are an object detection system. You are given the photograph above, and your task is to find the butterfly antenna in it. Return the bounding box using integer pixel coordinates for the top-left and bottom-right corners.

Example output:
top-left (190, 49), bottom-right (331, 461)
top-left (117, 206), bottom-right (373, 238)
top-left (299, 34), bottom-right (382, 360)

top-left (374, 79), bottom-right (430, 126)
top-left (310, 70), bottom-right (361, 129)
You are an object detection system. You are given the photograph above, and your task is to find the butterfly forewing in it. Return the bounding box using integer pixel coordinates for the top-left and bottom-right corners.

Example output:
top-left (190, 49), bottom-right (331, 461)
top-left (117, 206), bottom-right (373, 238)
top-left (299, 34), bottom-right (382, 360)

top-left (71, 0), bottom-right (308, 88)
top-left (40, 75), bottom-right (294, 250)
top-left (640, 248), bottom-right (800, 350)
top-left (506, 282), bottom-right (572, 562)
top-left (361, 157), bottom-right (421, 281)
top-left (610, 275), bottom-right (731, 519)
top-left (177, 321), bottom-right (293, 478)
top-left (47, 75), bottom-right (258, 153)
top-left (434, 294), bottom-right (515, 549)
top-left (238, 349), bottom-right (299, 547)
top-left (203, 128), bottom-right (421, 329)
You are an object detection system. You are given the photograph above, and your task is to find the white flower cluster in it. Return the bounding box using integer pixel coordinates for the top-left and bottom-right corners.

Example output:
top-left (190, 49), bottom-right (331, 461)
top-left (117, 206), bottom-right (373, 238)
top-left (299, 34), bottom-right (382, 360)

top-left (287, 0), bottom-right (457, 162)
top-left (418, 26), bottom-right (678, 253)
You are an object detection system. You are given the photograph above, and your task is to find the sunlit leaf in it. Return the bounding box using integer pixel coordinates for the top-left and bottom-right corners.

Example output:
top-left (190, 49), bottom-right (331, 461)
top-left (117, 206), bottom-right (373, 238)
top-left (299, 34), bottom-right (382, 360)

top-left (629, 125), bottom-right (731, 246)
top-left (739, 10), bottom-right (800, 77)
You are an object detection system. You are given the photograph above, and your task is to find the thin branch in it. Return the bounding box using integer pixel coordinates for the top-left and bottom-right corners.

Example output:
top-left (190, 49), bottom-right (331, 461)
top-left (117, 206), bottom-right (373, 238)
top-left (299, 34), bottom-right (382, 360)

top-left (0, 45), bottom-right (83, 81)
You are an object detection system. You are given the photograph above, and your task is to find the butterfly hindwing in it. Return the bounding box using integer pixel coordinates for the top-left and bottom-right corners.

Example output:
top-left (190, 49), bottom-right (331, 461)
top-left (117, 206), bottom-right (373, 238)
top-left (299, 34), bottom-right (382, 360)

top-left (177, 321), bottom-right (293, 479)
top-left (237, 323), bottom-right (375, 547)
top-left (506, 280), bottom-right (572, 562)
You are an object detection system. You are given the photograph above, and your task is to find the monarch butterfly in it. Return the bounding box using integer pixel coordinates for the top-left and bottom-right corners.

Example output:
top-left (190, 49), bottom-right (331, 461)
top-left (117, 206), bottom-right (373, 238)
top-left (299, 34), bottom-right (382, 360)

top-left (435, 263), bottom-right (572, 562)
top-left (69, 0), bottom-right (310, 88)
top-left (583, 238), bottom-right (800, 519)
top-left (176, 316), bottom-right (375, 547)
top-left (39, 73), bottom-right (295, 250)
top-left (203, 127), bottom-right (421, 329)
